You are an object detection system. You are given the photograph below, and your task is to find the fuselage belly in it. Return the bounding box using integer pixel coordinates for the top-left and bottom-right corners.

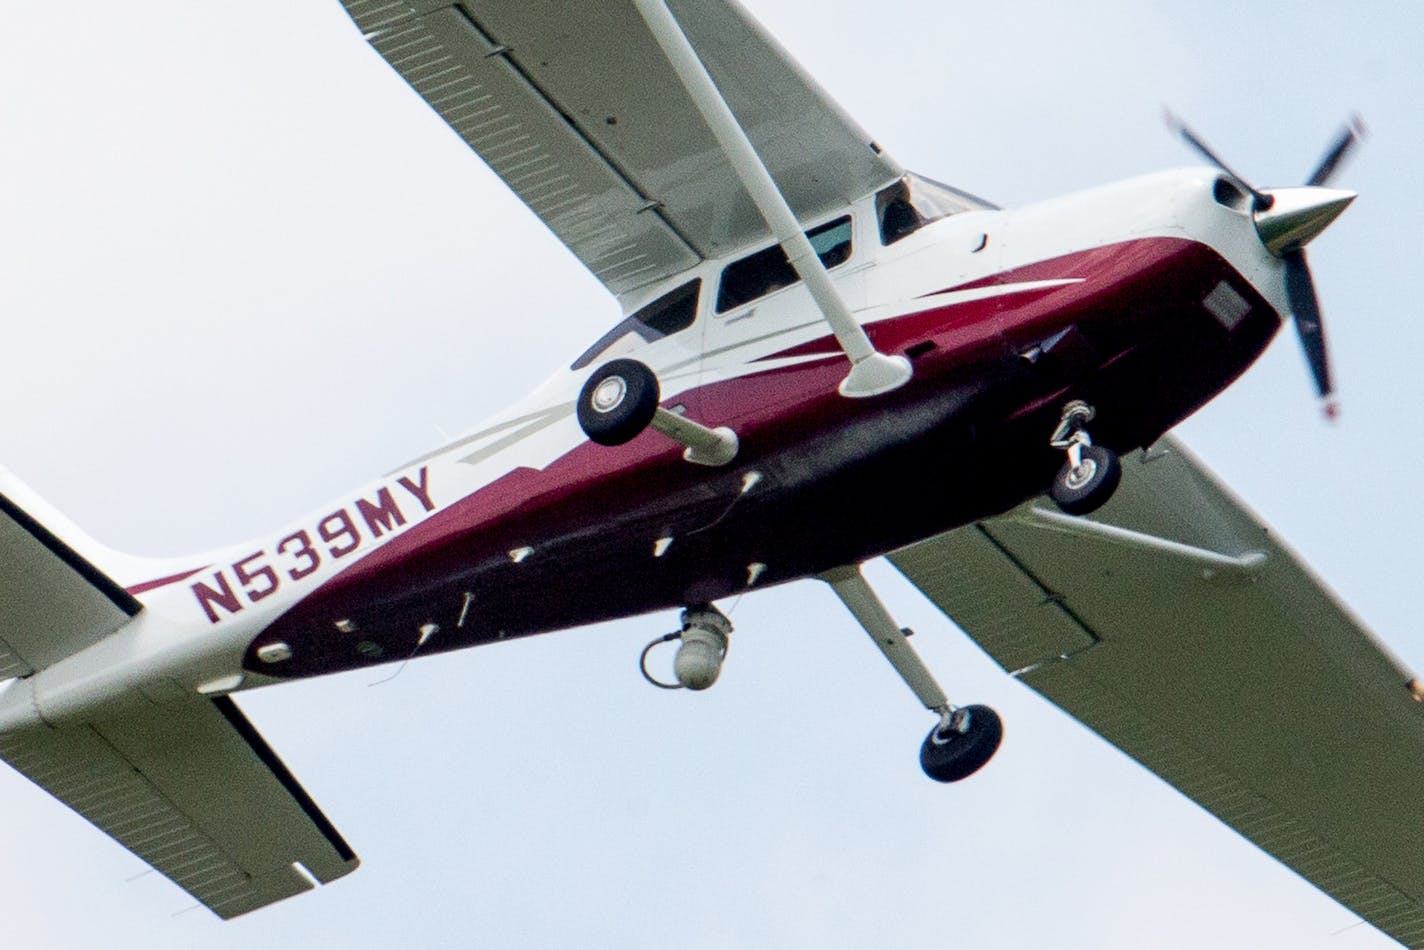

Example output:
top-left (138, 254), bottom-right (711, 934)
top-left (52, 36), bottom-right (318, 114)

top-left (247, 233), bottom-right (1278, 679)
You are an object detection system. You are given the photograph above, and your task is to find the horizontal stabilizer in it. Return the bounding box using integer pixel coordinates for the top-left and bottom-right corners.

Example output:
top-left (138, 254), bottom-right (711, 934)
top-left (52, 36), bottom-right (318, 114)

top-left (0, 692), bottom-right (357, 918)
top-left (0, 487), bottom-right (140, 679)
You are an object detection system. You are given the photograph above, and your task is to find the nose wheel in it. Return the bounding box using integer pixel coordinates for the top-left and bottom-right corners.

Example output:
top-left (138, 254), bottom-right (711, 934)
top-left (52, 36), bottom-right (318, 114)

top-left (1047, 400), bottom-right (1121, 515)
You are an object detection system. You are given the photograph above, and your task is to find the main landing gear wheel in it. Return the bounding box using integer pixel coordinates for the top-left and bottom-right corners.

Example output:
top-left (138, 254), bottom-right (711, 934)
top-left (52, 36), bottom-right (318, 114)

top-left (920, 705), bottom-right (1003, 783)
top-left (1046, 399), bottom-right (1121, 515)
top-left (820, 567), bottom-right (1004, 785)
top-left (577, 358), bottom-right (660, 446)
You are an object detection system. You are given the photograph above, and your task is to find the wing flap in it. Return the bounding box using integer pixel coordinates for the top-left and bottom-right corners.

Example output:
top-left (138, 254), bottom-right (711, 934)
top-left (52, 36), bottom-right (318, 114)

top-left (0, 694), bottom-right (356, 918)
top-left (342, 0), bottom-right (902, 297)
top-left (889, 436), bottom-right (1424, 948)
top-left (366, 4), bottom-right (701, 294)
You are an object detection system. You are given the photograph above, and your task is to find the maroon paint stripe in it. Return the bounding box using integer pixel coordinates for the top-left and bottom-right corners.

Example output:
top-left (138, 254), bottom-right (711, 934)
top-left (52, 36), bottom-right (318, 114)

top-left (127, 567), bottom-right (206, 596)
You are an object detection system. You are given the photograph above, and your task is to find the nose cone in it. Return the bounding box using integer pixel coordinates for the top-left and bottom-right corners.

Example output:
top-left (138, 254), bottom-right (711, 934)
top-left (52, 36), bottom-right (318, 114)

top-left (1254, 186), bottom-right (1356, 256)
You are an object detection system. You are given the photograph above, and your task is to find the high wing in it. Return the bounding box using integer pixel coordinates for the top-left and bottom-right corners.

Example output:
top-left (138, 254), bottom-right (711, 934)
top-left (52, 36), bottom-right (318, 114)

top-left (339, 0), bottom-right (902, 299)
top-left (0, 695), bottom-right (357, 918)
top-left (888, 436), bottom-right (1424, 949)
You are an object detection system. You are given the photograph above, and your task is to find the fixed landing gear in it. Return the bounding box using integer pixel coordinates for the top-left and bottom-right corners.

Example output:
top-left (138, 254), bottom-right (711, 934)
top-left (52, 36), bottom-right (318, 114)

top-left (1047, 400), bottom-right (1121, 515)
top-left (578, 359), bottom-right (739, 466)
top-left (820, 565), bottom-right (1003, 783)
top-left (578, 358), bottom-right (662, 447)
top-left (920, 704), bottom-right (1004, 783)
top-left (640, 577), bottom-right (1002, 782)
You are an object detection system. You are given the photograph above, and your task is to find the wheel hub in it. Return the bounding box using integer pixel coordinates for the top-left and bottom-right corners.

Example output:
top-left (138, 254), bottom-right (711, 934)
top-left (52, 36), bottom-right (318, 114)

top-left (591, 376), bottom-right (628, 413)
top-left (1064, 458), bottom-right (1098, 490)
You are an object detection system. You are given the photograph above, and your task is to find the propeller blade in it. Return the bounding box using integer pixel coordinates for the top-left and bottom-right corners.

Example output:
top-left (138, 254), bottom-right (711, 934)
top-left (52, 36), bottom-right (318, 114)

top-left (1305, 114), bottom-right (1366, 187)
top-left (1283, 249), bottom-right (1335, 410)
top-left (1165, 110), bottom-right (1274, 210)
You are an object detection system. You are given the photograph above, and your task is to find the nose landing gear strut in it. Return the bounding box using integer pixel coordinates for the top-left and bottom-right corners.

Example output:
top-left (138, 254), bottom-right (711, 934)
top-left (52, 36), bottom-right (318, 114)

top-left (1047, 400), bottom-right (1121, 515)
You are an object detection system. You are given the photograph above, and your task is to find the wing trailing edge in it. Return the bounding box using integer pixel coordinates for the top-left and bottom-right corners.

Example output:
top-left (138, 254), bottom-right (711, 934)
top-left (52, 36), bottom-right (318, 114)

top-left (890, 436), bottom-right (1424, 948)
top-left (0, 690), bottom-right (357, 918)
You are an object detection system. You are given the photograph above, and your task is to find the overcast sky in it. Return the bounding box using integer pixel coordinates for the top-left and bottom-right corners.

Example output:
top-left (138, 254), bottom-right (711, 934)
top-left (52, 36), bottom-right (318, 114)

top-left (0, 2), bottom-right (1420, 948)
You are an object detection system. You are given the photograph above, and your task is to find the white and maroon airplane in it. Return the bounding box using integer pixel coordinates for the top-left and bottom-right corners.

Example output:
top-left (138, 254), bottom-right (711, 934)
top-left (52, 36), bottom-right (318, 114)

top-left (1, 1), bottom-right (1419, 945)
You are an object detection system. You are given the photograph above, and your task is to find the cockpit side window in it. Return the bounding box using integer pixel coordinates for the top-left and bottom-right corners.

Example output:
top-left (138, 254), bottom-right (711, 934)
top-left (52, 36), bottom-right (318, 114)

top-left (877, 173), bottom-right (998, 246)
top-left (716, 216), bottom-right (853, 313)
top-left (571, 279), bottom-right (700, 371)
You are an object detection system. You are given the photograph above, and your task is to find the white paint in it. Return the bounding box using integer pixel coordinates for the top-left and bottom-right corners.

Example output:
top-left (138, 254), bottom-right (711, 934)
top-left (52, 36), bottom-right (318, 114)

top-left (0, 2), bottom-right (1413, 948)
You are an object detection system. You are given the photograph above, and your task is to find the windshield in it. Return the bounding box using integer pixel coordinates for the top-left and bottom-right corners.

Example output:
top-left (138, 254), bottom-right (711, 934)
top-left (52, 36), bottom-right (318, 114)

top-left (877, 172), bottom-right (997, 245)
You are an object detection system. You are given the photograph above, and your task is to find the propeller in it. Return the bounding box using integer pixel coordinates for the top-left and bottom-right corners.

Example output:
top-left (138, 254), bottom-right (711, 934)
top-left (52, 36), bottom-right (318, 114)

top-left (1166, 112), bottom-right (1364, 418)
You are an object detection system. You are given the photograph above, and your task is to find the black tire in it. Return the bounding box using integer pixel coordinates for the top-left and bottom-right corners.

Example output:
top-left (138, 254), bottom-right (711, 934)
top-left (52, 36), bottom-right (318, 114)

top-left (1048, 443), bottom-right (1121, 515)
top-left (920, 704), bottom-right (1003, 783)
top-left (577, 359), bottom-right (660, 446)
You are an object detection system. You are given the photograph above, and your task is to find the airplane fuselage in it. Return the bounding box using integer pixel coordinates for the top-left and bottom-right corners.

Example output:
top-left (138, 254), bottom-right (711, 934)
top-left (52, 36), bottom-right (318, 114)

top-left (3, 166), bottom-right (1289, 722)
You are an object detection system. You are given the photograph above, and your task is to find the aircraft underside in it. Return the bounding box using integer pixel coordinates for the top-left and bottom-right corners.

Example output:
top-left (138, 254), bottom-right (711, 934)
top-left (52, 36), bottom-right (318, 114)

top-left (247, 237), bottom-right (1279, 680)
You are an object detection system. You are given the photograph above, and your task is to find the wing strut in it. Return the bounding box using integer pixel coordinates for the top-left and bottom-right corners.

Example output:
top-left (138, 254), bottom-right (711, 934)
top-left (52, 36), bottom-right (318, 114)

top-left (631, 0), bottom-right (912, 398)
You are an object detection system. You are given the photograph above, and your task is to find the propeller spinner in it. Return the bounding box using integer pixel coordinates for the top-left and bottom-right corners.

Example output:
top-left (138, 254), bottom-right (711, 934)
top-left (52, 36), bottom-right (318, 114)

top-left (1167, 113), bottom-right (1364, 418)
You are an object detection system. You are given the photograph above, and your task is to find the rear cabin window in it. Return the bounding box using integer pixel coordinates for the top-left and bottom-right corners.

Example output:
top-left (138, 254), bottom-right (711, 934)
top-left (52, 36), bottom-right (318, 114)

top-left (571, 279), bottom-right (700, 370)
top-left (715, 216), bottom-right (853, 313)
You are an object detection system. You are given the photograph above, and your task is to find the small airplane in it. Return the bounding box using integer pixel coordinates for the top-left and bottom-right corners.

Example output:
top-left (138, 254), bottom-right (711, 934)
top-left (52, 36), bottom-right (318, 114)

top-left (0, 0), bottom-right (1416, 944)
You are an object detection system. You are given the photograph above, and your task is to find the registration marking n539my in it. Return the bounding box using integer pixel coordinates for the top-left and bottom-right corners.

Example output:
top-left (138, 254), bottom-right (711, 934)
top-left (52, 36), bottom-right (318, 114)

top-left (190, 467), bottom-right (435, 623)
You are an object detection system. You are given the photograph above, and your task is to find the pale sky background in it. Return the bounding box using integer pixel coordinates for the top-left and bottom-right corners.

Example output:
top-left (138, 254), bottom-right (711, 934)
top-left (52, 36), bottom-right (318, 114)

top-left (0, 2), bottom-right (1420, 948)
